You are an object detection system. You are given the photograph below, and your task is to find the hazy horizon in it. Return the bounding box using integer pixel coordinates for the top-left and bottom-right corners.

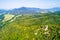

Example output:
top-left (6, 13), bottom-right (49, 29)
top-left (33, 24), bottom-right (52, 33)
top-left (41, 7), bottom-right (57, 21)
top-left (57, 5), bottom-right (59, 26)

top-left (0, 0), bottom-right (60, 9)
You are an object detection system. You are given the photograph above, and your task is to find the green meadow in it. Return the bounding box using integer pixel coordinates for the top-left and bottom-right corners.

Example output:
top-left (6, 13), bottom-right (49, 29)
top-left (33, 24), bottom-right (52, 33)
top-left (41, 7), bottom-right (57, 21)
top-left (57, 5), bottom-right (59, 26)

top-left (0, 12), bottom-right (60, 40)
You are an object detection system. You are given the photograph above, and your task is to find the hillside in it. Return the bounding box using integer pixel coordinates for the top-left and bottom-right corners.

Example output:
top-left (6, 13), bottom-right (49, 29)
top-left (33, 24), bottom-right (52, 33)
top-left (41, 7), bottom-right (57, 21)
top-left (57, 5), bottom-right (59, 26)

top-left (0, 12), bottom-right (60, 40)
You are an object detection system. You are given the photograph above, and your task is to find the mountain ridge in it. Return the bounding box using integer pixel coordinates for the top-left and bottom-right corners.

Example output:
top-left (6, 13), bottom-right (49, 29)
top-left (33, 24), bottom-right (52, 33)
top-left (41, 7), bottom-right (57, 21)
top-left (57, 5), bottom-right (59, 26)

top-left (0, 7), bottom-right (60, 15)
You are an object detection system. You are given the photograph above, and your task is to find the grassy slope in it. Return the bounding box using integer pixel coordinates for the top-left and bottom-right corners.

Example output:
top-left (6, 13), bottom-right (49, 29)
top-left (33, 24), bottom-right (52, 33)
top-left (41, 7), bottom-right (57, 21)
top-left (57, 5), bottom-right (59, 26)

top-left (0, 13), bottom-right (60, 40)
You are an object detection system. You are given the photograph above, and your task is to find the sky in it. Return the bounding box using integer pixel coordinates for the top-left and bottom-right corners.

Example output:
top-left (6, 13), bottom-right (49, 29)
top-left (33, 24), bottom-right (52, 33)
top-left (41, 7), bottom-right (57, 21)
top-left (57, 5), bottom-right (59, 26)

top-left (0, 0), bottom-right (60, 9)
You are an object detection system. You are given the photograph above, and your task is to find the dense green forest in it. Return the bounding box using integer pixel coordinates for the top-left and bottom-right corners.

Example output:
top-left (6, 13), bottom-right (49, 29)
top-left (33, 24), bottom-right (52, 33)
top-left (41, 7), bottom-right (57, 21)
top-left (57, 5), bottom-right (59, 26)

top-left (0, 12), bottom-right (60, 40)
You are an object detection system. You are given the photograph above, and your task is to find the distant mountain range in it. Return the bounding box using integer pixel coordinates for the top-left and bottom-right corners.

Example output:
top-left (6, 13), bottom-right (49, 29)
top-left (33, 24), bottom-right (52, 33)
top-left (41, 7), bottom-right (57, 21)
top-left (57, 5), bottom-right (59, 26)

top-left (0, 7), bottom-right (60, 15)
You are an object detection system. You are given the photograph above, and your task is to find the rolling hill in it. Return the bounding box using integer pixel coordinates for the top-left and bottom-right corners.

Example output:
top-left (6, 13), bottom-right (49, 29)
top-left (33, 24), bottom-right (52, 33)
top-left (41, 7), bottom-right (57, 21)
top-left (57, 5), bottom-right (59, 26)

top-left (0, 7), bottom-right (60, 40)
top-left (0, 11), bottom-right (60, 40)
